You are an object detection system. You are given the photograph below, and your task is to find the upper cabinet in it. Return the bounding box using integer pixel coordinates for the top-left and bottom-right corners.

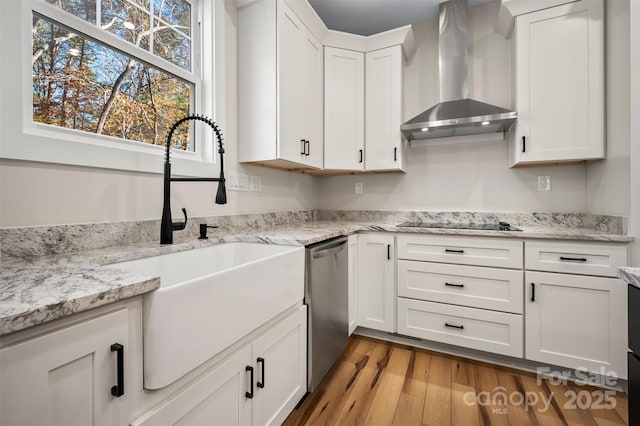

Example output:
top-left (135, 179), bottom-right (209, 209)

top-left (509, 0), bottom-right (604, 167)
top-left (239, 0), bottom-right (323, 169)
top-left (324, 47), bottom-right (365, 171)
top-left (365, 46), bottom-right (406, 171)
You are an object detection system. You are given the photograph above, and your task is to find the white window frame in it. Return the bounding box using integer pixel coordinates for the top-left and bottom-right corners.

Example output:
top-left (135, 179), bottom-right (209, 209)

top-left (0, 0), bottom-right (225, 177)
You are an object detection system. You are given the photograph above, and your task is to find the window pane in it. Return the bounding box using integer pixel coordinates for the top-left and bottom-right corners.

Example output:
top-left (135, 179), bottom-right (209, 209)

top-left (153, 0), bottom-right (190, 35)
top-left (101, 0), bottom-right (151, 47)
top-left (45, 0), bottom-right (97, 24)
top-left (153, 20), bottom-right (190, 71)
top-left (32, 15), bottom-right (193, 151)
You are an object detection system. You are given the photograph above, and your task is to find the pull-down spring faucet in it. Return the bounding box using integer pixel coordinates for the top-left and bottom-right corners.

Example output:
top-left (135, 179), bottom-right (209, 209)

top-left (161, 114), bottom-right (226, 244)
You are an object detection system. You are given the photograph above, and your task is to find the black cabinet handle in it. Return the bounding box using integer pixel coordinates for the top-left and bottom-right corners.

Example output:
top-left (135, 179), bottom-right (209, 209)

top-left (245, 366), bottom-right (254, 399)
top-left (359, 149), bottom-right (363, 163)
top-left (300, 139), bottom-right (305, 155)
top-left (559, 256), bottom-right (587, 262)
top-left (530, 282), bottom-right (535, 302)
top-left (110, 343), bottom-right (124, 397)
top-left (445, 282), bottom-right (464, 288)
top-left (445, 249), bottom-right (464, 254)
top-left (305, 140), bottom-right (310, 156)
top-left (394, 147), bottom-right (397, 161)
top-left (387, 244), bottom-right (391, 260)
top-left (445, 323), bottom-right (464, 330)
top-left (522, 136), bottom-right (526, 153)
top-left (257, 357), bottom-right (265, 389)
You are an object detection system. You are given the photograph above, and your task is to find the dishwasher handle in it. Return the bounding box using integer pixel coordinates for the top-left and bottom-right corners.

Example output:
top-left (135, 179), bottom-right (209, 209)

top-left (312, 240), bottom-right (347, 259)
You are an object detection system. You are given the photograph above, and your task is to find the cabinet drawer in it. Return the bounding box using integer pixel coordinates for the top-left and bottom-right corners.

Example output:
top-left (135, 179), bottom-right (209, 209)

top-left (397, 298), bottom-right (523, 357)
top-left (397, 235), bottom-right (523, 269)
top-left (397, 261), bottom-right (523, 314)
top-left (525, 241), bottom-right (627, 277)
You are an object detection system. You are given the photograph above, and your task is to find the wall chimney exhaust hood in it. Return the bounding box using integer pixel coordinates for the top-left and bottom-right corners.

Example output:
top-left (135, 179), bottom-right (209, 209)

top-left (401, 0), bottom-right (516, 143)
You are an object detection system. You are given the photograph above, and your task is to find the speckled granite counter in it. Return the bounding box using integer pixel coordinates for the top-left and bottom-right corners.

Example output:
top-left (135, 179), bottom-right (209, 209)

top-left (619, 267), bottom-right (640, 288)
top-left (1, 210), bottom-right (633, 336)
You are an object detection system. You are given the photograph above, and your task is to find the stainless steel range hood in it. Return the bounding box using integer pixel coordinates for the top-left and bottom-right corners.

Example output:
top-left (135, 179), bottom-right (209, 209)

top-left (401, 0), bottom-right (516, 142)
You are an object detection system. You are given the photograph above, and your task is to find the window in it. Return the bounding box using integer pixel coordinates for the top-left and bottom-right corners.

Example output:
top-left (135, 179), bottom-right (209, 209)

top-left (0, 0), bottom-right (220, 175)
top-left (32, 0), bottom-right (197, 151)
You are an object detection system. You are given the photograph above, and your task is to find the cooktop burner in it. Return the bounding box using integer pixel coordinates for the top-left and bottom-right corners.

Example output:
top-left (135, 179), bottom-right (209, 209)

top-left (396, 221), bottom-right (522, 231)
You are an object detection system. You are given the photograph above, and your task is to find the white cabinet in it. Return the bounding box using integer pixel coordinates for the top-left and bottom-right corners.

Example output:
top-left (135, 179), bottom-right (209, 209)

top-left (348, 234), bottom-right (359, 334)
top-left (510, 0), bottom-right (604, 166)
top-left (239, 0), bottom-right (323, 169)
top-left (365, 46), bottom-right (406, 171)
top-left (525, 271), bottom-right (627, 379)
top-left (358, 234), bottom-right (395, 332)
top-left (132, 306), bottom-right (307, 426)
top-left (0, 308), bottom-right (131, 426)
top-left (324, 47), bottom-right (365, 171)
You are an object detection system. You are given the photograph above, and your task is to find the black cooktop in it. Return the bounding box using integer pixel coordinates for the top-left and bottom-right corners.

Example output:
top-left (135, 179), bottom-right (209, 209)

top-left (396, 221), bottom-right (522, 231)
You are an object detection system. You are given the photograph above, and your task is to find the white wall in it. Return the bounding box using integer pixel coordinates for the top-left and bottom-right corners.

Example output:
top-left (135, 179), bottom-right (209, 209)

top-left (630, 1), bottom-right (640, 266)
top-left (317, 0), bottom-right (588, 213)
top-left (0, 0), bottom-right (317, 227)
top-left (586, 0), bottom-right (630, 218)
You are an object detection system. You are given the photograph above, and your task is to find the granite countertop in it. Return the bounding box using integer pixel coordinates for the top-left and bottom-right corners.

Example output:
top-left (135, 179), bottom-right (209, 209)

top-left (1, 218), bottom-right (633, 336)
top-left (619, 267), bottom-right (640, 288)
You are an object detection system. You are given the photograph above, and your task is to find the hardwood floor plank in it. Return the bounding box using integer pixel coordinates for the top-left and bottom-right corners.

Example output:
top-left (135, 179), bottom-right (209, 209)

top-left (612, 390), bottom-right (629, 425)
top-left (451, 382), bottom-right (480, 426)
top-left (473, 363), bottom-right (510, 426)
top-left (402, 350), bottom-right (431, 398)
top-left (333, 342), bottom-right (392, 425)
top-left (495, 369), bottom-right (540, 426)
top-left (452, 358), bottom-right (476, 388)
top-left (546, 381), bottom-right (598, 425)
top-left (422, 353), bottom-right (452, 426)
top-left (364, 347), bottom-right (413, 425)
top-left (520, 374), bottom-right (566, 426)
top-left (392, 393), bottom-right (425, 426)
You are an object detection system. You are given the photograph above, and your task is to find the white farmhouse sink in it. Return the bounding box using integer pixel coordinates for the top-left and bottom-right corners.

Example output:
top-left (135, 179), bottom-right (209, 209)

top-left (107, 242), bottom-right (304, 389)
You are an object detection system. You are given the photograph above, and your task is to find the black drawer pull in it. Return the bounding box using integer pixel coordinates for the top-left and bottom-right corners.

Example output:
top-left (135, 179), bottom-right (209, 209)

top-left (445, 282), bottom-right (464, 288)
top-left (559, 256), bottom-right (587, 262)
top-left (300, 139), bottom-right (305, 155)
top-left (394, 147), bottom-right (397, 161)
top-left (245, 366), bottom-right (254, 399)
top-left (257, 357), bottom-right (265, 389)
top-left (359, 149), bottom-right (363, 163)
top-left (445, 249), bottom-right (464, 254)
top-left (305, 140), bottom-right (310, 156)
top-left (110, 343), bottom-right (124, 397)
top-left (522, 136), bottom-right (526, 153)
top-left (445, 323), bottom-right (464, 330)
top-left (387, 244), bottom-right (391, 260)
top-left (530, 282), bottom-right (535, 302)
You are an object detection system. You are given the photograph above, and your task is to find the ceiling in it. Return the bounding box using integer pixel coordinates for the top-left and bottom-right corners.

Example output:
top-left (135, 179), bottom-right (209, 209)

top-left (308, 0), bottom-right (491, 36)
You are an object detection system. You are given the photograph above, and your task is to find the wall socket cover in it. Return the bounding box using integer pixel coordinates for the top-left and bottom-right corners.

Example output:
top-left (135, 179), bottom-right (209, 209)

top-left (250, 175), bottom-right (262, 192)
top-left (227, 171), bottom-right (249, 191)
top-left (355, 182), bottom-right (363, 194)
top-left (538, 176), bottom-right (551, 191)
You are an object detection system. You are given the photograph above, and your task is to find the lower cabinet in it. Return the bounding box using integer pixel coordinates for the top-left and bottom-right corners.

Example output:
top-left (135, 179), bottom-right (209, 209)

top-left (0, 308), bottom-right (131, 426)
top-left (132, 305), bottom-right (307, 426)
top-left (525, 271), bottom-right (627, 379)
top-left (358, 233), bottom-right (395, 332)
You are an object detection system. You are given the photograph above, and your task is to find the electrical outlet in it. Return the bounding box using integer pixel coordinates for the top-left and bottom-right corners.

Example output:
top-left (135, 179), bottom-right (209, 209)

top-left (227, 172), bottom-right (249, 191)
top-left (355, 182), bottom-right (363, 194)
top-left (250, 175), bottom-right (262, 192)
top-left (538, 176), bottom-right (551, 191)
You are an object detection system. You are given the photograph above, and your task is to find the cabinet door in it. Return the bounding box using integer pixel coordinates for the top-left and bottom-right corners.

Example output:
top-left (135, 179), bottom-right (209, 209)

top-left (511, 0), bottom-right (604, 165)
top-left (300, 29), bottom-right (324, 169)
top-left (358, 234), bottom-right (395, 332)
top-left (365, 46), bottom-right (405, 171)
top-left (324, 47), bottom-right (365, 171)
top-left (252, 306), bottom-right (307, 426)
top-left (525, 271), bottom-right (627, 379)
top-left (0, 309), bottom-right (129, 426)
top-left (276, 1), bottom-right (304, 164)
top-left (348, 234), bottom-right (359, 334)
top-left (131, 346), bottom-right (253, 426)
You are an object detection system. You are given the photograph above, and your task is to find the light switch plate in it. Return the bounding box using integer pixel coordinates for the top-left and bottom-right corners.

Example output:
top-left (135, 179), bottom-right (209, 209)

top-left (227, 171), bottom-right (249, 191)
top-left (538, 176), bottom-right (551, 191)
top-left (250, 175), bottom-right (262, 192)
top-left (355, 182), bottom-right (363, 194)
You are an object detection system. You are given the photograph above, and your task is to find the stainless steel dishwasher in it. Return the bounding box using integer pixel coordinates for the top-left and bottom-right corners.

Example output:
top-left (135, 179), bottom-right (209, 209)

top-left (305, 236), bottom-right (349, 392)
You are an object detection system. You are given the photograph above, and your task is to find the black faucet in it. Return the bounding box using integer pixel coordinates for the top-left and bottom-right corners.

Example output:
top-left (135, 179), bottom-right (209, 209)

top-left (161, 114), bottom-right (226, 244)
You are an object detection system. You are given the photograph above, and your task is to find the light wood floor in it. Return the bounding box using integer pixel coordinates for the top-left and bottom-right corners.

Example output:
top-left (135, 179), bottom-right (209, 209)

top-left (283, 335), bottom-right (629, 426)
